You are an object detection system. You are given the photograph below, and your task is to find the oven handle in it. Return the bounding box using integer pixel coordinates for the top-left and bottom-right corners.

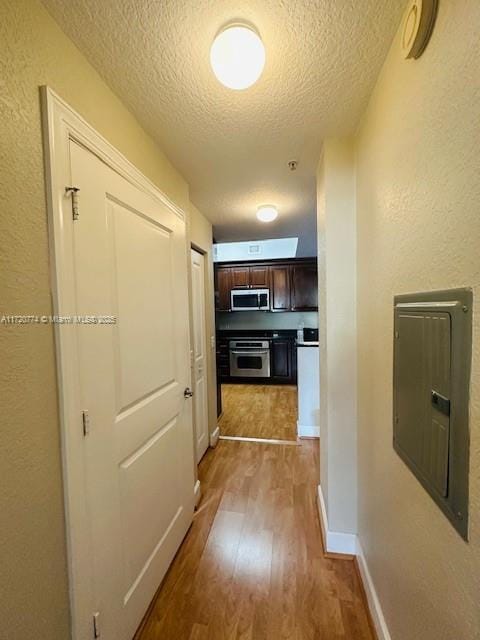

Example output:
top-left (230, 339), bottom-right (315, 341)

top-left (231, 350), bottom-right (270, 355)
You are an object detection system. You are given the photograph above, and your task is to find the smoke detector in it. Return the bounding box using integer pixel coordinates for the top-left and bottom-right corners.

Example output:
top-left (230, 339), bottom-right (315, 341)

top-left (288, 160), bottom-right (298, 171)
top-left (401, 0), bottom-right (438, 59)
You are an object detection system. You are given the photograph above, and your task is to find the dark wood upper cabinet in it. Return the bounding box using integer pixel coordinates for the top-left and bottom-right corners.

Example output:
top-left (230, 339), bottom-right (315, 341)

top-left (270, 266), bottom-right (291, 311)
top-left (216, 267), bottom-right (232, 310)
top-left (249, 266), bottom-right (269, 288)
top-left (214, 259), bottom-right (318, 312)
top-left (231, 267), bottom-right (250, 289)
top-left (291, 264), bottom-right (318, 310)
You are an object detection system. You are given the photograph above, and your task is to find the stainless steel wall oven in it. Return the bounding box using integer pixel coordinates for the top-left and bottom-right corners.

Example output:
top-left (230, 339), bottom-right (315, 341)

top-left (229, 340), bottom-right (270, 378)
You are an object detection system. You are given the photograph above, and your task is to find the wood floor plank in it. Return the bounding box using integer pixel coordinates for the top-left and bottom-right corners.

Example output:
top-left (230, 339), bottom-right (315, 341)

top-left (137, 440), bottom-right (373, 640)
top-left (219, 384), bottom-right (298, 440)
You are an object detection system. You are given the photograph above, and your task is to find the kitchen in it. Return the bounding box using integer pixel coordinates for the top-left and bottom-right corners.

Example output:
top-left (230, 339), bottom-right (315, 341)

top-left (214, 241), bottom-right (319, 442)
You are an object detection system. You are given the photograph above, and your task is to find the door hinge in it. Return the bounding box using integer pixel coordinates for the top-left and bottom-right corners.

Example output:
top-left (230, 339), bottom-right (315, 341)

top-left (82, 410), bottom-right (90, 437)
top-left (93, 611), bottom-right (101, 638)
top-left (65, 186), bottom-right (80, 220)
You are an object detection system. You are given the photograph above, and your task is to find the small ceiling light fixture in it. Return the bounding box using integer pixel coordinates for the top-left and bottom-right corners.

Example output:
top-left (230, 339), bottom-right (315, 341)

top-left (256, 205), bottom-right (278, 223)
top-left (210, 24), bottom-right (265, 90)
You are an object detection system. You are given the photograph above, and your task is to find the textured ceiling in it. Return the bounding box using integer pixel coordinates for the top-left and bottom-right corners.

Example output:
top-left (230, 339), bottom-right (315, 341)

top-left (42, 0), bottom-right (406, 256)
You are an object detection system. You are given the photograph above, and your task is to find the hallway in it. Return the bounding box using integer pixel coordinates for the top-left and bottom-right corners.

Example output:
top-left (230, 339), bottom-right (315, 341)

top-left (2, 2), bottom-right (479, 639)
top-left (219, 384), bottom-right (298, 441)
top-left (136, 440), bottom-right (373, 640)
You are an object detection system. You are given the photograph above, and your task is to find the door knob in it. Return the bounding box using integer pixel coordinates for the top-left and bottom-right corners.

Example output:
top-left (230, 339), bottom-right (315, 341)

top-left (184, 387), bottom-right (194, 398)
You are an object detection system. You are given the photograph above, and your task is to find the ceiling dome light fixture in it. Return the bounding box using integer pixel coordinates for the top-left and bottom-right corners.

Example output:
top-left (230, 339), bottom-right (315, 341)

top-left (210, 24), bottom-right (265, 90)
top-left (256, 205), bottom-right (278, 223)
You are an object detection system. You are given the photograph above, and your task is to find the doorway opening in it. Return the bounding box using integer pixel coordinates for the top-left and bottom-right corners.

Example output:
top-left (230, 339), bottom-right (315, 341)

top-left (214, 252), bottom-right (319, 444)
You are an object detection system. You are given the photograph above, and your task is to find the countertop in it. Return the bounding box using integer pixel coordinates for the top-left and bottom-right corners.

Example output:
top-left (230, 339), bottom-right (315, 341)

top-left (217, 329), bottom-right (297, 339)
top-left (296, 341), bottom-right (319, 347)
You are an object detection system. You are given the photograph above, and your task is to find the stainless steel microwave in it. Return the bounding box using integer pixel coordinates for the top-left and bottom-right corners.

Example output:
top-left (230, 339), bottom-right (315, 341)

top-left (230, 288), bottom-right (270, 311)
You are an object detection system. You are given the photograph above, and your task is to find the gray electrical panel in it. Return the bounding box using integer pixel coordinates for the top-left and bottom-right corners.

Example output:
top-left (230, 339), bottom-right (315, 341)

top-left (393, 288), bottom-right (472, 540)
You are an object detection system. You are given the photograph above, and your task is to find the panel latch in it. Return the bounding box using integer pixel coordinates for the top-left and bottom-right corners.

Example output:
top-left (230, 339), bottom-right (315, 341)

top-left (93, 611), bottom-right (100, 638)
top-left (431, 390), bottom-right (451, 417)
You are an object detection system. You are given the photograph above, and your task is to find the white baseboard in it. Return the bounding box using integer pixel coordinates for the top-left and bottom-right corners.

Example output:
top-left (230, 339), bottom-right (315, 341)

top-left (297, 421), bottom-right (320, 438)
top-left (193, 479), bottom-right (201, 508)
top-left (210, 426), bottom-right (220, 447)
top-left (356, 540), bottom-right (391, 640)
top-left (220, 435), bottom-right (299, 446)
top-left (316, 485), bottom-right (390, 639)
top-left (316, 485), bottom-right (357, 554)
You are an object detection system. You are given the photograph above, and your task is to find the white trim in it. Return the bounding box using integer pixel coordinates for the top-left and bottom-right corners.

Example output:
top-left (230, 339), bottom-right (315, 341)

top-left (42, 88), bottom-right (185, 221)
top-left (190, 248), bottom-right (210, 464)
top-left (317, 485), bottom-right (357, 555)
top-left (219, 435), bottom-right (300, 446)
top-left (297, 421), bottom-right (320, 438)
top-left (40, 86), bottom-right (188, 640)
top-left (209, 425), bottom-right (220, 447)
top-left (193, 480), bottom-right (202, 508)
top-left (316, 484), bottom-right (391, 639)
top-left (356, 540), bottom-right (392, 640)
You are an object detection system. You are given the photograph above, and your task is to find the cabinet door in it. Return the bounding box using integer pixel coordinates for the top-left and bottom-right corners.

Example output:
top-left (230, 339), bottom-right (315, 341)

top-left (291, 263), bottom-right (318, 310)
top-left (271, 340), bottom-right (291, 379)
top-left (216, 267), bottom-right (232, 310)
top-left (216, 338), bottom-right (230, 380)
top-left (216, 380), bottom-right (222, 418)
top-left (249, 266), bottom-right (269, 288)
top-left (270, 266), bottom-right (291, 311)
top-left (231, 267), bottom-right (250, 289)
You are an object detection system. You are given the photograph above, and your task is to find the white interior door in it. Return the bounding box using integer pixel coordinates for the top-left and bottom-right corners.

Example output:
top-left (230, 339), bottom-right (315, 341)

top-left (71, 139), bottom-right (195, 640)
top-left (190, 249), bottom-right (210, 462)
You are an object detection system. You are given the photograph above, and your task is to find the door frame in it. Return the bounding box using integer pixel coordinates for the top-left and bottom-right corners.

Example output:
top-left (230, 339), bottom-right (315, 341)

top-left (190, 245), bottom-right (210, 464)
top-left (41, 87), bottom-right (188, 640)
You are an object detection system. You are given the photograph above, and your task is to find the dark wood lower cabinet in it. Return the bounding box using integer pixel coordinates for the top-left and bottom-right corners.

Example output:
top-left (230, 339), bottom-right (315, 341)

top-left (271, 339), bottom-right (297, 383)
top-left (216, 338), bottom-right (230, 381)
top-left (217, 337), bottom-right (296, 385)
top-left (216, 376), bottom-right (222, 417)
top-left (271, 340), bottom-right (290, 379)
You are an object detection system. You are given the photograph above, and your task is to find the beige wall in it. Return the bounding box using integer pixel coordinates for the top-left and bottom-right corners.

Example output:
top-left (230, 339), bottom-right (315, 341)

top-left (355, 1), bottom-right (480, 638)
top-left (317, 140), bottom-right (357, 533)
top-left (0, 1), bottom-right (212, 638)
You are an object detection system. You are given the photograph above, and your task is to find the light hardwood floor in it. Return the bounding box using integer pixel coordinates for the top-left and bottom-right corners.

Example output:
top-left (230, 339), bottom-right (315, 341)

top-left (137, 440), bottom-right (374, 640)
top-left (219, 384), bottom-right (298, 441)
